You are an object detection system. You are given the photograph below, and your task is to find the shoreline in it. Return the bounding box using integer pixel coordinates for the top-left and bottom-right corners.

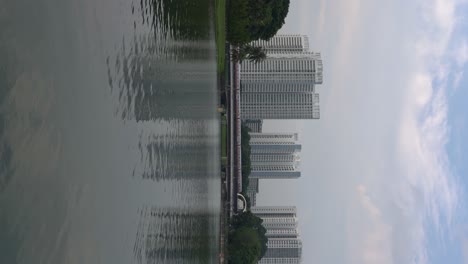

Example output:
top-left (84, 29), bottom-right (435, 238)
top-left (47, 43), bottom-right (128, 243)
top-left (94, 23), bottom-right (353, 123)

top-left (219, 43), bottom-right (240, 264)
top-left (218, 43), bottom-right (230, 264)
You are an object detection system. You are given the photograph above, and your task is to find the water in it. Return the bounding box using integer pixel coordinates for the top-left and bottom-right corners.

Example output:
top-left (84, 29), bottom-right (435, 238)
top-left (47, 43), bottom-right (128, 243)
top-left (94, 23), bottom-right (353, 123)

top-left (0, 0), bottom-right (221, 263)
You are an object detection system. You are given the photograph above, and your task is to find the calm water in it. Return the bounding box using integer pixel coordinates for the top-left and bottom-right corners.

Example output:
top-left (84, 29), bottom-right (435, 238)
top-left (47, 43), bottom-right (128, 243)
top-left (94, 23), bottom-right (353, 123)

top-left (0, 0), bottom-right (220, 263)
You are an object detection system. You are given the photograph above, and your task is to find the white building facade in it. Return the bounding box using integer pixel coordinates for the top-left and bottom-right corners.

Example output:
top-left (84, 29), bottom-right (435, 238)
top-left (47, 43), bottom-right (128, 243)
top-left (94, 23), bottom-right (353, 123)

top-left (240, 52), bottom-right (323, 85)
top-left (249, 133), bottom-right (301, 179)
top-left (251, 34), bottom-right (309, 54)
top-left (239, 34), bottom-right (324, 120)
top-left (252, 206), bottom-right (302, 264)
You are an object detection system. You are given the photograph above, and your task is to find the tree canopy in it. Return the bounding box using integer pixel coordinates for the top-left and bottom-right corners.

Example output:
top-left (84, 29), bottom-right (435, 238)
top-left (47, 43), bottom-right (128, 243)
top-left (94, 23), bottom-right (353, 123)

top-left (228, 212), bottom-right (268, 264)
top-left (247, 0), bottom-right (290, 41)
top-left (232, 45), bottom-right (267, 64)
top-left (228, 0), bottom-right (290, 45)
top-left (228, 227), bottom-right (261, 264)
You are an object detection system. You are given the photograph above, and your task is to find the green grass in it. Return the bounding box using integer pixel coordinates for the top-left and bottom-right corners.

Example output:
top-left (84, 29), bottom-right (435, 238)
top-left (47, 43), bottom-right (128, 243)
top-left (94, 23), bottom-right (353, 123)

top-left (215, 0), bottom-right (226, 74)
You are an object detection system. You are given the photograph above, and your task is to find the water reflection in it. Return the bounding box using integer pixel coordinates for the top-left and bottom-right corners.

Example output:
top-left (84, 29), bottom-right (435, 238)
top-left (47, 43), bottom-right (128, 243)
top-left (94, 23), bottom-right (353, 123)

top-left (137, 0), bottom-right (212, 40)
top-left (107, 0), bottom-right (216, 121)
top-left (0, 0), bottom-right (220, 262)
top-left (134, 206), bottom-right (218, 264)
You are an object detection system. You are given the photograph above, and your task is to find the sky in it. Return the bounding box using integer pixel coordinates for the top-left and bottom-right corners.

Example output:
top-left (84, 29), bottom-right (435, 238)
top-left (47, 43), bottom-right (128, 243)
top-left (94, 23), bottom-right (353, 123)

top-left (256, 0), bottom-right (468, 263)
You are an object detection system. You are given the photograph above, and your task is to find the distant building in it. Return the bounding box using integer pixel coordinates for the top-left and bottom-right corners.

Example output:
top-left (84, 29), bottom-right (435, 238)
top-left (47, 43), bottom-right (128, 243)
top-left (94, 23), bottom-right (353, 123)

top-left (241, 91), bottom-right (320, 120)
top-left (239, 34), bottom-right (323, 120)
top-left (240, 52), bottom-right (323, 85)
top-left (247, 178), bottom-right (259, 192)
top-left (258, 238), bottom-right (302, 264)
top-left (249, 133), bottom-right (301, 179)
top-left (252, 206), bottom-right (302, 264)
top-left (265, 228), bottom-right (299, 239)
top-left (252, 206), bottom-right (299, 230)
top-left (244, 119), bottom-right (263, 133)
top-left (246, 178), bottom-right (259, 207)
top-left (247, 192), bottom-right (257, 207)
top-left (251, 34), bottom-right (309, 54)
top-left (251, 206), bottom-right (297, 217)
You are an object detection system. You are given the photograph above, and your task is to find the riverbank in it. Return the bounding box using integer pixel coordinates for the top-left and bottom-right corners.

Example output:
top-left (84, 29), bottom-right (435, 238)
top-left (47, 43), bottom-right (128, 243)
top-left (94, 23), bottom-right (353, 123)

top-left (216, 0), bottom-right (228, 262)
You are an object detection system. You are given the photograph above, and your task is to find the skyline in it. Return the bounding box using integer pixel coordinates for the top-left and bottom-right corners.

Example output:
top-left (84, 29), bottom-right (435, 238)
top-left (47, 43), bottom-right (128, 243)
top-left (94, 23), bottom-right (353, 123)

top-left (257, 0), bottom-right (468, 263)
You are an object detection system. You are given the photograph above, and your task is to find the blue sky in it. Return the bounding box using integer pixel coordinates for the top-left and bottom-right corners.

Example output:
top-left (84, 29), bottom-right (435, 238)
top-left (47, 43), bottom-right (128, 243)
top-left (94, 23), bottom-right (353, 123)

top-left (258, 0), bottom-right (468, 263)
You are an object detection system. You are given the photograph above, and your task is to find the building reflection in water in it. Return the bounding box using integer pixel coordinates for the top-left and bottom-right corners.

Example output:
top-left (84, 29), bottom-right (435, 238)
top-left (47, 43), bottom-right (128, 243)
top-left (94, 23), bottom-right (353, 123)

top-left (133, 206), bottom-right (219, 264)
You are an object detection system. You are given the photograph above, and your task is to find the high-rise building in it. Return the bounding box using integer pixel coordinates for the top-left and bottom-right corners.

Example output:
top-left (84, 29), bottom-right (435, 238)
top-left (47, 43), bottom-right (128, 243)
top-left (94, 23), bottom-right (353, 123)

top-left (239, 34), bottom-right (323, 120)
top-left (251, 206), bottom-right (297, 217)
top-left (252, 206), bottom-right (299, 230)
top-left (259, 238), bottom-right (303, 263)
top-left (247, 192), bottom-right (257, 207)
top-left (241, 91), bottom-right (320, 120)
top-left (249, 133), bottom-right (301, 179)
top-left (265, 228), bottom-right (299, 239)
top-left (249, 133), bottom-right (299, 144)
top-left (244, 119), bottom-right (263, 132)
top-left (251, 34), bottom-right (309, 54)
top-left (258, 258), bottom-right (301, 264)
top-left (252, 206), bottom-right (302, 264)
top-left (240, 52), bottom-right (323, 84)
top-left (252, 206), bottom-right (299, 232)
top-left (246, 178), bottom-right (259, 207)
top-left (247, 178), bottom-right (259, 192)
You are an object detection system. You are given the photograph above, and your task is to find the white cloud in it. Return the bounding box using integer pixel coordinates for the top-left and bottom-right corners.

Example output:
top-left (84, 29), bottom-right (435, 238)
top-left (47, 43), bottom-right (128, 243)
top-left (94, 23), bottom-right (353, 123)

top-left (392, 0), bottom-right (464, 262)
top-left (325, 0), bottom-right (463, 262)
top-left (275, 0), bottom-right (467, 263)
top-left (353, 185), bottom-right (393, 264)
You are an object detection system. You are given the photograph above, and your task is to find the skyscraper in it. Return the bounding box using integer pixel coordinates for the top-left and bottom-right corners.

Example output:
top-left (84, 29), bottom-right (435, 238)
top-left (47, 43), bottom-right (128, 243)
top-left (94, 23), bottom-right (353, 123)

top-left (251, 34), bottom-right (309, 54)
top-left (239, 34), bottom-right (324, 120)
top-left (241, 91), bottom-right (320, 120)
top-left (249, 133), bottom-right (301, 179)
top-left (246, 178), bottom-right (259, 207)
top-left (252, 206), bottom-right (302, 264)
top-left (258, 238), bottom-right (303, 264)
top-left (244, 119), bottom-right (264, 133)
top-left (252, 206), bottom-right (298, 231)
top-left (251, 206), bottom-right (297, 217)
top-left (240, 52), bottom-right (323, 84)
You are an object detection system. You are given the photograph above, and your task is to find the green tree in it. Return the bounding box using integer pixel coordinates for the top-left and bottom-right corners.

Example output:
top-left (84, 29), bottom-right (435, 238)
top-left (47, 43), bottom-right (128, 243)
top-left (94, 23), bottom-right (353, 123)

top-left (231, 45), bottom-right (266, 64)
top-left (227, 0), bottom-right (290, 45)
top-left (227, 0), bottom-right (250, 45)
top-left (230, 211), bottom-right (268, 258)
top-left (245, 45), bottom-right (267, 64)
top-left (250, 0), bottom-right (290, 40)
top-left (228, 227), bottom-right (261, 264)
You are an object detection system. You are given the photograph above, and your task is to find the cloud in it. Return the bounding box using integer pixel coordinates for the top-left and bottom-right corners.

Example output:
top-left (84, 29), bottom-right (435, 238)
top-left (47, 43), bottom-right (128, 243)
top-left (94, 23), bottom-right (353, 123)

top-left (353, 185), bottom-right (393, 264)
top-left (391, 0), bottom-right (465, 262)
top-left (275, 0), bottom-right (467, 263)
top-left (337, 0), bottom-right (464, 262)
